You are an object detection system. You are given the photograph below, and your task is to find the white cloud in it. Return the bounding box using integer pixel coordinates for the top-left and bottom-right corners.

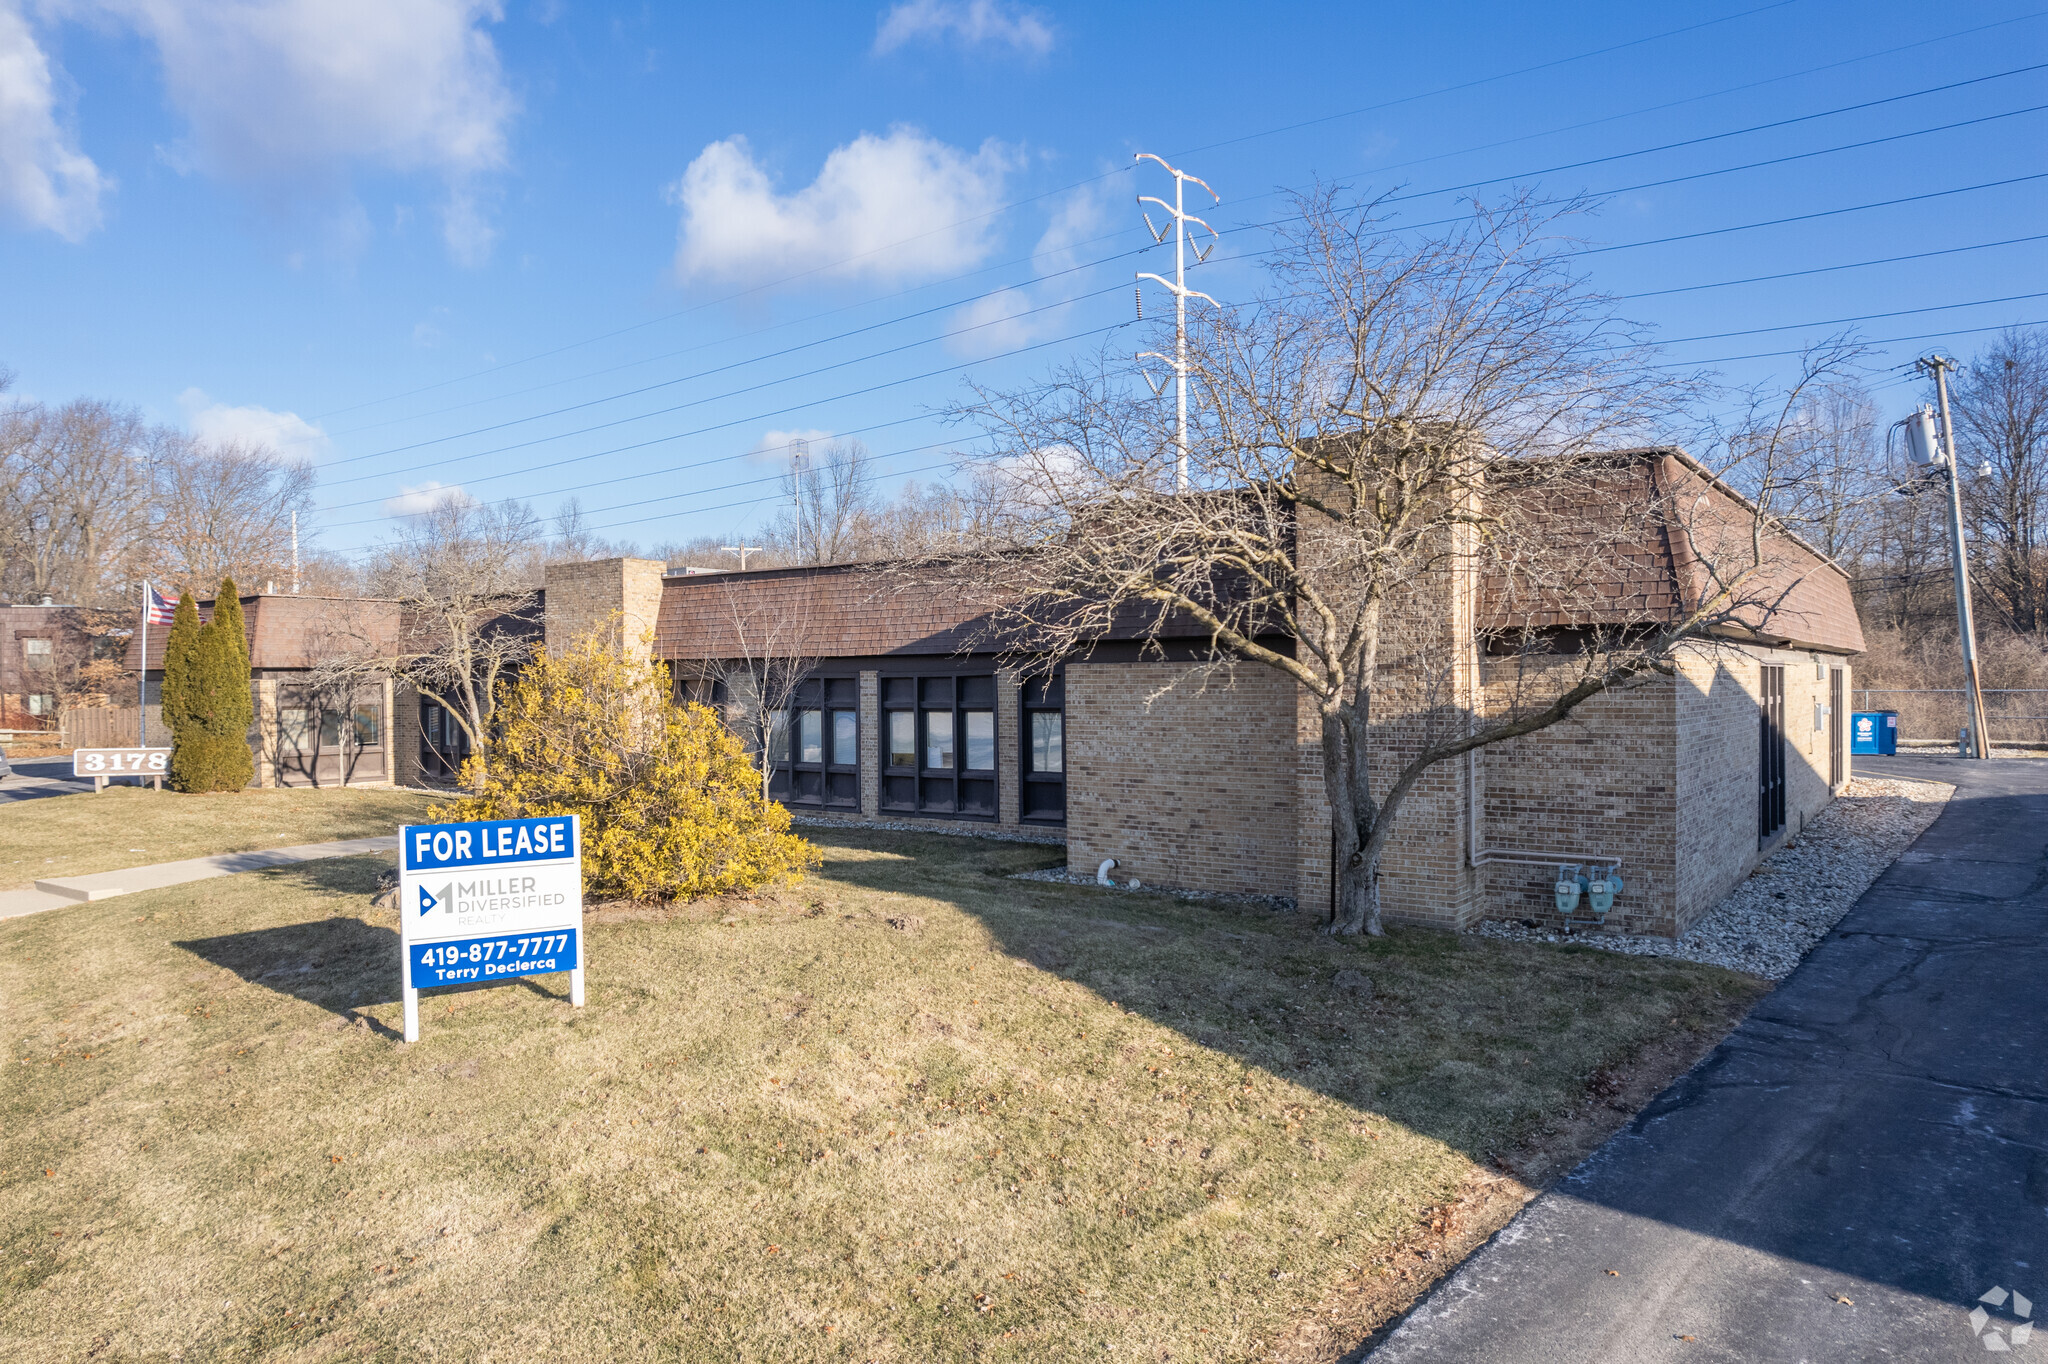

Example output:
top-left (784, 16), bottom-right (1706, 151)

top-left (947, 183), bottom-right (1108, 355)
top-left (8, 0), bottom-right (514, 261)
top-left (178, 387), bottom-right (328, 455)
top-left (0, 2), bottom-right (109, 239)
top-left (874, 0), bottom-right (1053, 56)
top-left (747, 427), bottom-right (833, 463)
top-left (669, 126), bottom-right (1017, 286)
top-left (383, 480), bottom-right (467, 516)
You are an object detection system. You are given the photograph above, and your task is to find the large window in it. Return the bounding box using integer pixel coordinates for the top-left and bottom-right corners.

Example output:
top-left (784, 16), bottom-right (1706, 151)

top-left (769, 676), bottom-right (859, 810)
top-left (1021, 671), bottom-right (1065, 823)
top-left (21, 638), bottom-right (52, 672)
top-left (882, 673), bottom-right (996, 820)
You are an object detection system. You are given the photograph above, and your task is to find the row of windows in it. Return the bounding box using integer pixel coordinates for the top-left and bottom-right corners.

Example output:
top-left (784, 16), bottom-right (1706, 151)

top-left (764, 672), bottom-right (1065, 824)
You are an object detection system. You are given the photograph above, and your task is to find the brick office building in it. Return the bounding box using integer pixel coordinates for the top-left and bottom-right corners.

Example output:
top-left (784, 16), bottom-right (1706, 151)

top-left (545, 447), bottom-right (1865, 939)
top-left (128, 592), bottom-right (401, 787)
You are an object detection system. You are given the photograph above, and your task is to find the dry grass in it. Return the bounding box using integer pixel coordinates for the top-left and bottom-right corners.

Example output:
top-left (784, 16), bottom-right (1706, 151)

top-left (0, 828), bottom-right (1765, 1362)
top-left (0, 786), bottom-right (436, 890)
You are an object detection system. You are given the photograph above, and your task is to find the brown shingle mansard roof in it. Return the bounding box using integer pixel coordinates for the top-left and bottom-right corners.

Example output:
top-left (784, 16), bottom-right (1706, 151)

top-left (1482, 448), bottom-right (1862, 654)
top-left (126, 594), bottom-right (402, 672)
top-left (654, 448), bottom-right (1864, 662)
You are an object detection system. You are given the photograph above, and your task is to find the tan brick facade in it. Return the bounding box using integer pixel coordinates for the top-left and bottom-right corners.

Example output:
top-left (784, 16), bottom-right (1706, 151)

top-left (1064, 662), bottom-right (1300, 897)
top-left (544, 558), bottom-right (666, 657)
top-left (558, 447), bottom-right (1865, 940)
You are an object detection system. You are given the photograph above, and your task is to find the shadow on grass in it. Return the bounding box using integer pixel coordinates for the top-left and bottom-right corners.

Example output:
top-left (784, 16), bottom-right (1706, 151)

top-left (805, 826), bottom-right (1753, 1166)
top-left (175, 855), bottom-right (570, 1038)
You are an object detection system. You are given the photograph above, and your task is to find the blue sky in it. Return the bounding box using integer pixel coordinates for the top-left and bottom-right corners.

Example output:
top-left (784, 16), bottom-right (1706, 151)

top-left (2, 0), bottom-right (2044, 562)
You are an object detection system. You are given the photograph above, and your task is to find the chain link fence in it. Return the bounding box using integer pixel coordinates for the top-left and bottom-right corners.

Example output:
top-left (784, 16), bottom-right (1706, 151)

top-left (1853, 689), bottom-right (2048, 747)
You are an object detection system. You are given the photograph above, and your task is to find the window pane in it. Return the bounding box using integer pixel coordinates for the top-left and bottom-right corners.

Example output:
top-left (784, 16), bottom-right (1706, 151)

top-left (888, 711), bottom-right (916, 766)
top-left (767, 711), bottom-right (789, 763)
top-left (924, 710), bottom-right (954, 769)
top-left (282, 707), bottom-right (311, 753)
top-left (1031, 712), bottom-right (1063, 774)
top-left (23, 639), bottom-right (51, 669)
top-left (319, 712), bottom-right (342, 747)
top-left (964, 710), bottom-right (994, 770)
top-left (354, 707), bottom-right (380, 745)
top-left (832, 709), bottom-right (858, 765)
top-left (799, 709), bottom-right (823, 764)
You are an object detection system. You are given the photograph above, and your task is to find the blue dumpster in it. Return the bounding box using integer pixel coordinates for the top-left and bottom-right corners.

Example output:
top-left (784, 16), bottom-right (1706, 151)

top-left (1850, 711), bottom-right (1897, 756)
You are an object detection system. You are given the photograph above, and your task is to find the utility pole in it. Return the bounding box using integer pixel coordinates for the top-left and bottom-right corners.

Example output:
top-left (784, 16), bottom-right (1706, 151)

top-left (1133, 153), bottom-right (1220, 493)
top-left (1921, 354), bottom-right (1992, 758)
top-left (788, 437), bottom-right (811, 560)
top-left (720, 545), bottom-right (765, 570)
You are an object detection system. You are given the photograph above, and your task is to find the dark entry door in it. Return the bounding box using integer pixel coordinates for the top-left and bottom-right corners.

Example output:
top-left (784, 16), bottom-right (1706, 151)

top-left (1759, 665), bottom-right (1786, 842)
top-left (1828, 667), bottom-right (1844, 789)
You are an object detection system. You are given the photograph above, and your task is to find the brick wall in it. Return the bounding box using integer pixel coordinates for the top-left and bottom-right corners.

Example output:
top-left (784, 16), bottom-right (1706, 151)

top-left (1673, 644), bottom-right (1849, 928)
top-left (1066, 661), bottom-right (1298, 896)
top-left (858, 671), bottom-right (881, 816)
top-left (544, 558), bottom-right (666, 657)
top-left (1475, 671), bottom-right (1680, 935)
top-left (392, 680), bottom-right (425, 788)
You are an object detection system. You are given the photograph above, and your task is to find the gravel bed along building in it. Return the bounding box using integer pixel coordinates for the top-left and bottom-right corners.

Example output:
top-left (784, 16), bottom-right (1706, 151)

top-left (789, 814), bottom-right (1067, 847)
top-left (1474, 776), bottom-right (1954, 979)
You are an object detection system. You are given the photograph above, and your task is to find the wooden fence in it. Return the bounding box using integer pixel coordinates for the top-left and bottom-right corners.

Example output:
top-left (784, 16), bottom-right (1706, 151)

top-left (60, 707), bottom-right (164, 750)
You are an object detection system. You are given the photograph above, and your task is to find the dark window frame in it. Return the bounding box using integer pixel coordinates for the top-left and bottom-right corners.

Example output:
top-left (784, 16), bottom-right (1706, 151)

top-left (1020, 670), bottom-right (1065, 825)
top-left (880, 672), bottom-right (998, 821)
top-left (769, 675), bottom-right (861, 811)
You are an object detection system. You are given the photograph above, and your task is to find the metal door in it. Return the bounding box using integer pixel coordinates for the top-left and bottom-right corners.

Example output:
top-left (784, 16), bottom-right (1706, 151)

top-left (1828, 667), bottom-right (1845, 789)
top-left (1759, 665), bottom-right (1786, 842)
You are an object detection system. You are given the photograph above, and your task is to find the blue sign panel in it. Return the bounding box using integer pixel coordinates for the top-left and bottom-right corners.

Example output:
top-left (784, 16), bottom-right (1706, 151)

top-left (404, 815), bottom-right (577, 871)
top-left (398, 813), bottom-right (585, 1041)
top-left (408, 928), bottom-right (580, 987)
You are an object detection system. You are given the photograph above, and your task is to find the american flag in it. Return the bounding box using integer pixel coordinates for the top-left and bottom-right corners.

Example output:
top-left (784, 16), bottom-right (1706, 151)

top-left (144, 583), bottom-right (179, 625)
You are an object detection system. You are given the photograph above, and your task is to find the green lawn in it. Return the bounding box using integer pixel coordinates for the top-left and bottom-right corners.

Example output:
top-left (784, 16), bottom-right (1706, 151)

top-left (1, 786), bottom-right (436, 890)
top-left (0, 829), bottom-right (1763, 1362)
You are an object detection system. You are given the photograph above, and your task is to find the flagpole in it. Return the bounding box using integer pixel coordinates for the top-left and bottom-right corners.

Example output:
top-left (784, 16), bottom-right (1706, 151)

top-left (138, 580), bottom-right (149, 748)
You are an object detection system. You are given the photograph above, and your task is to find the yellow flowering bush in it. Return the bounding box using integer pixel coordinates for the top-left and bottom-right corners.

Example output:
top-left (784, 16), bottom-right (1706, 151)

top-left (434, 625), bottom-right (819, 901)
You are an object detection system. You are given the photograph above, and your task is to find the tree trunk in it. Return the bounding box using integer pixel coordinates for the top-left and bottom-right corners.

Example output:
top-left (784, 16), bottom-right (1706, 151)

top-left (1322, 707), bottom-right (1384, 937)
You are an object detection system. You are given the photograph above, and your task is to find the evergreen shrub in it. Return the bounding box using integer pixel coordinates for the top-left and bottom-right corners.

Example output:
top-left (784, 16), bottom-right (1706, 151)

top-left (433, 624), bottom-right (819, 901)
top-left (163, 578), bottom-right (255, 793)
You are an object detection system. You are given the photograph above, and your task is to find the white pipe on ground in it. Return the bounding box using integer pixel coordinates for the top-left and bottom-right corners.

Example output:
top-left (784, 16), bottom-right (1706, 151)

top-left (1097, 858), bottom-right (1118, 886)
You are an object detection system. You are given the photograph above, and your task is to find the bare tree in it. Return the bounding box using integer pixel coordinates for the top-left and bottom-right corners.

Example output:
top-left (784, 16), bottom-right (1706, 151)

top-left (1951, 328), bottom-right (2048, 636)
top-left (767, 438), bottom-right (875, 565)
top-left (151, 435), bottom-right (317, 592)
top-left (359, 498), bottom-right (543, 781)
top-left (708, 575), bottom-right (818, 798)
top-left (0, 398), bottom-right (153, 605)
top-left (944, 188), bottom-right (1852, 936)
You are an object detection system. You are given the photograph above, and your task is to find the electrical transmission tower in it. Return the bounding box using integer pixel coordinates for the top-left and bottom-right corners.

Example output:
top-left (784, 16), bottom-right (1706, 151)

top-left (1133, 153), bottom-right (1220, 492)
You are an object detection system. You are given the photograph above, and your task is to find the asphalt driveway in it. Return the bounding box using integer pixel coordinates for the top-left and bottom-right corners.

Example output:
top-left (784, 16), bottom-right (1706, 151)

top-left (1369, 755), bottom-right (2048, 1362)
top-left (0, 755), bottom-right (93, 803)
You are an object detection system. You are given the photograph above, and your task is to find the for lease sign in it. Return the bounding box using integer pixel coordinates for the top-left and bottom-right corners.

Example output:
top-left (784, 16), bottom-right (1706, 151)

top-left (397, 814), bottom-right (584, 1042)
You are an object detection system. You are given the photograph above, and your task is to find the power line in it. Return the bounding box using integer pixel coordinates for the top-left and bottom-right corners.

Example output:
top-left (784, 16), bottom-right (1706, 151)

top-left (1379, 61), bottom-right (2048, 205)
top-left (1569, 170), bottom-right (2048, 256)
top-left (1618, 233), bottom-right (2048, 298)
top-left (316, 275), bottom-right (1131, 478)
top-left (310, 95), bottom-right (2048, 482)
top-left (314, 319), bottom-right (1131, 516)
top-left (305, 0), bottom-right (1816, 427)
top-left (324, 291), bottom-right (2048, 539)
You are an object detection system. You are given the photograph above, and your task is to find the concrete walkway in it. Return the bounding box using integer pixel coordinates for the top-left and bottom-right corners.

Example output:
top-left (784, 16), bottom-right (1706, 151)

top-left (1369, 755), bottom-right (2048, 1363)
top-left (0, 836), bottom-right (397, 921)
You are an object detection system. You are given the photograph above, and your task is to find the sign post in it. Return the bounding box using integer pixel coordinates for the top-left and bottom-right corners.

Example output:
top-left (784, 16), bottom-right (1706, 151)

top-left (397, 814), bottom-right (584, 1044)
